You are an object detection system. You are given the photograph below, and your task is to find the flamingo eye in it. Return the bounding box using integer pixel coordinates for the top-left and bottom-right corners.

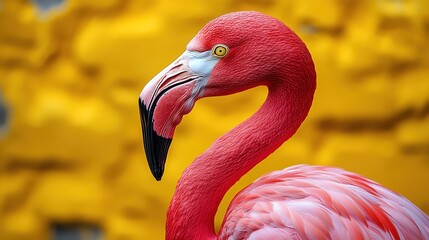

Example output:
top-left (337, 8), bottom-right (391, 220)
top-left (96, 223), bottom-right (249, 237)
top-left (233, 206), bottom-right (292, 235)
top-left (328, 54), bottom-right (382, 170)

top-left (211, 44), bottom-right (229, 58)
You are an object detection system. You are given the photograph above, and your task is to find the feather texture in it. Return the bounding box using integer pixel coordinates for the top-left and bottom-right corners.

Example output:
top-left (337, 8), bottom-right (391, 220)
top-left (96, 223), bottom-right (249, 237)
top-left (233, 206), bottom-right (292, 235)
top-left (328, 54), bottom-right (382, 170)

top-left (219, 165), bottom-right (429, 239)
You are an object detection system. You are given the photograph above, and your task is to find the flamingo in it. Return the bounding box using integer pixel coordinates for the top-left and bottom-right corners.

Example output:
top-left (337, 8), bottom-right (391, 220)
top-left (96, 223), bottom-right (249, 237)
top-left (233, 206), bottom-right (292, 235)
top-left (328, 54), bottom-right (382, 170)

top-left (138, 11), bottom-right (429, 239)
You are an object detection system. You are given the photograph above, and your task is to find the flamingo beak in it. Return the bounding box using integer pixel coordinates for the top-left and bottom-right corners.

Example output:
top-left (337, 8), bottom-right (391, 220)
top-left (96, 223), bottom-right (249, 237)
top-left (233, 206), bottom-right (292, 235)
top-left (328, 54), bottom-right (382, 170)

top-left (139, 50), bottom-right (220, 180)
top-left (138, 99), bottom-right (171, 181)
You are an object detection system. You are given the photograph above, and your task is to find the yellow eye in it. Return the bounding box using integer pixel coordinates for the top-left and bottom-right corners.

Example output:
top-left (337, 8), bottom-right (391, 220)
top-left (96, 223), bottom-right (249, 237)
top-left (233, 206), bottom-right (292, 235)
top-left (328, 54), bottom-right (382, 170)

top-left (211, 44), bottom-right (229, 58)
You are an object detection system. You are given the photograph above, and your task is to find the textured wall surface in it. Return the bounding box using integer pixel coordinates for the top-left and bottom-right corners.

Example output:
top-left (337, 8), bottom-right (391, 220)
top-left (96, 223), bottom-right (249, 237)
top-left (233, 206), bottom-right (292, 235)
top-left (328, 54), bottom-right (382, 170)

top-left (0, 0), bottom-right (428, 239)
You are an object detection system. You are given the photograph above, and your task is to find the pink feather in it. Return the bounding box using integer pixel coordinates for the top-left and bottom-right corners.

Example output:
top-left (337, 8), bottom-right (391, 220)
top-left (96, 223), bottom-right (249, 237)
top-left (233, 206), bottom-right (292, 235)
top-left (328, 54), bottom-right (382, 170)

top-left (219, 165), bottom-right (428, 239)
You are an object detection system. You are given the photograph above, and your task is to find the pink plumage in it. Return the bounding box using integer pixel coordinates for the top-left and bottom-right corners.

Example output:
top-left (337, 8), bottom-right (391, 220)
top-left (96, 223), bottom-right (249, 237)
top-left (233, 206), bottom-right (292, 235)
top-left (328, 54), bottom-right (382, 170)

top-left (220, 165), bottom-right (429, 239)
top-left (138, 11), bottom-right (429, 239)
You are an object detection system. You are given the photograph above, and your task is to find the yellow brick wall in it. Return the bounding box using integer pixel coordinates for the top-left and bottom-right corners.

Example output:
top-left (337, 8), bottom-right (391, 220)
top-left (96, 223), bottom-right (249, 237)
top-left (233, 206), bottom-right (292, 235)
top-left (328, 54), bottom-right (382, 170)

top-left (0, 0), bottom-right (428, 239)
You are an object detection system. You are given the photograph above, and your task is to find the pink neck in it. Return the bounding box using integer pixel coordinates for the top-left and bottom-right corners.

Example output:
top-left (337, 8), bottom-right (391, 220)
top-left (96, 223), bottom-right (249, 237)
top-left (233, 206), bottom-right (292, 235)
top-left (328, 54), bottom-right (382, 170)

top-left (166, 82), bottom-right (314, 240)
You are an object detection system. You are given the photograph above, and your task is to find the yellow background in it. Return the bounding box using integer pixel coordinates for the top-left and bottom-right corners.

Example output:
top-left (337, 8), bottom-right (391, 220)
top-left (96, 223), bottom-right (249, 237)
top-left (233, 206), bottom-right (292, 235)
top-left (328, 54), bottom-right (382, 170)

top-left (0, 0), bottom-right (428, 239)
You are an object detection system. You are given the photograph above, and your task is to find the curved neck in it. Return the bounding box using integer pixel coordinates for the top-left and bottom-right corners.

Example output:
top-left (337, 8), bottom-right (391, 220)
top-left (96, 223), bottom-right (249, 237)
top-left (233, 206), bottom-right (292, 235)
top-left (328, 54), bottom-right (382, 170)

top-left (166, 82), bottom-right (314, 240)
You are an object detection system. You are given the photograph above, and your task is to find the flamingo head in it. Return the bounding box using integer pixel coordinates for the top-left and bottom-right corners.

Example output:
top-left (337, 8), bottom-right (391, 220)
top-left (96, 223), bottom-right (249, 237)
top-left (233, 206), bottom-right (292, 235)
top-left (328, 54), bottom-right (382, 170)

top-left (139, 11), bottom-right (316, 180)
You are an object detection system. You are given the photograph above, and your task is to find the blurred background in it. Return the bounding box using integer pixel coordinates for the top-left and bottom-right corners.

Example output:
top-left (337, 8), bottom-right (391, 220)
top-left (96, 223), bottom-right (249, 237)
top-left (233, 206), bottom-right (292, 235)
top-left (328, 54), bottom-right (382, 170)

top-left (0, 0), bottom-right (428, 239)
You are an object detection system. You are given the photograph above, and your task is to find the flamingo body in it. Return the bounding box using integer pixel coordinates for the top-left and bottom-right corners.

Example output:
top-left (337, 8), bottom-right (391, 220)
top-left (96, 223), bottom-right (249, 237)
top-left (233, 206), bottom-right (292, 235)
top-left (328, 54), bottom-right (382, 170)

top-left (138, 11), bottom-right (429, 239)
top-left (220, 165), bottom-right (429, 239)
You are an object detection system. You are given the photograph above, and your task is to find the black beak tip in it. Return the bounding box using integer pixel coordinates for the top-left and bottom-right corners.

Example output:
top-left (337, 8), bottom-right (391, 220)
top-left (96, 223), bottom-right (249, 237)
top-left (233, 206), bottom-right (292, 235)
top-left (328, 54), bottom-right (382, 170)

top-left (151, 168), bottom-right (164, 181)
top-left (139, 98), bottom-right (172, 182)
